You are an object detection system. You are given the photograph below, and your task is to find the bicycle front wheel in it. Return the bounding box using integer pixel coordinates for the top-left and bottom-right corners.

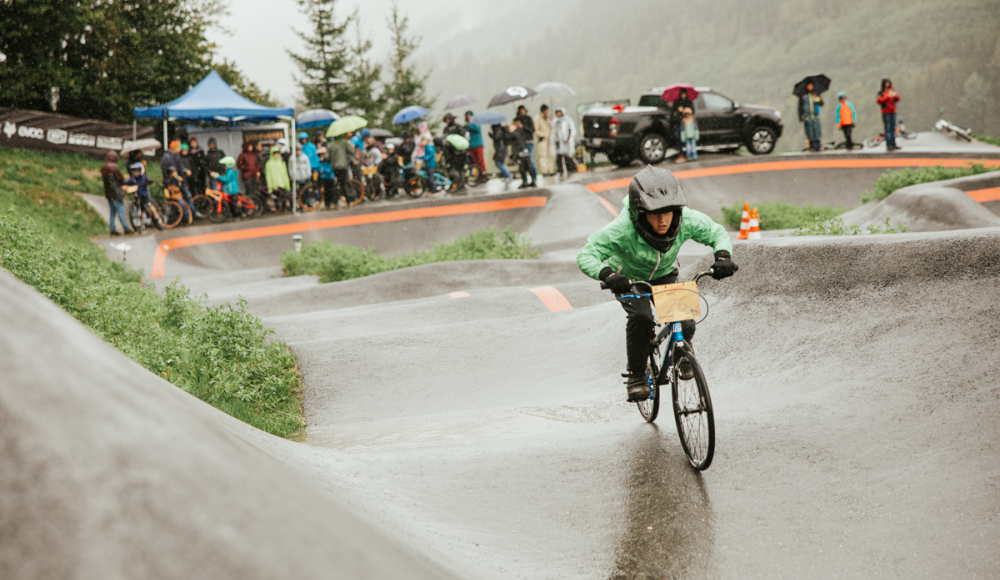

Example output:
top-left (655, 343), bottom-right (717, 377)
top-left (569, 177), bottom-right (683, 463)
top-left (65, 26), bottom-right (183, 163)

top-left (162, 201), bottom-right (184, 229)
top-left (192, 194), bottom-right (214, 220)
top-left (343, 180), bottom-right (364, 207)
top-left (671, 345), bottom-right (715, 470)
top-left (298, 183), bottom-right (322, 211)
top-left (128, 199), bottom-right (144, 230)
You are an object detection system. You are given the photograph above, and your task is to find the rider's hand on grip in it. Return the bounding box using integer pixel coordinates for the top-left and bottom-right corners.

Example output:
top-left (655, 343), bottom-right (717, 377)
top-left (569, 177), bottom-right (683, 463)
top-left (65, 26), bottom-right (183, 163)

top-left (599, 267), bottom-right (632, 293)
top-left (711, 250), bottom-right (738, 280)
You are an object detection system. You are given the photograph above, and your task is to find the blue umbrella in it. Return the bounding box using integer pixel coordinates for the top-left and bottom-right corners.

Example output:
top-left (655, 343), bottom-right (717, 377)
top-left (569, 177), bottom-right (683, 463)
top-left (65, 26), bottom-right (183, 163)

top-left (392, 105), bottom-right (430, 125)
top-left (469, 111), bottom-right (509, 126)
top-left (296, 108), bottom-right (340, 129)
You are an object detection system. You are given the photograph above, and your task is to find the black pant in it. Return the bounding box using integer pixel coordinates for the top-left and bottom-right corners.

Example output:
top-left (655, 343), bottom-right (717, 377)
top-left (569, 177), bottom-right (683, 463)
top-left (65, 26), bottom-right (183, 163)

top-left (448, 160), bottom-right (466, 189)
top-left (557, 154), bottom-right (577, 175)
top-left (321, 179), bottom-right (337, 207)
top-left (332, 169), bottom-right (349, 202)
top-left (841, 125), bottom-right (854, 150)
top-left (517, 157), bottom-right (532, 183)
top-left (617, 271), bottom-right (695, 375)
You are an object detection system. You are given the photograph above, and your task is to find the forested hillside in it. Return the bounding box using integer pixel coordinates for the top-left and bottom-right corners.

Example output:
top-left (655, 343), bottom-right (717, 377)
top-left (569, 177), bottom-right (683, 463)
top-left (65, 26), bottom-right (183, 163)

top-left (427, 0), bottom-right (1000, 147)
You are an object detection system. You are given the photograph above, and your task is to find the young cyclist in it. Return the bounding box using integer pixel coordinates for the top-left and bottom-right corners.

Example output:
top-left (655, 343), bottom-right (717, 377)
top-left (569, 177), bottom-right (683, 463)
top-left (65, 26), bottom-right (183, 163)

top-left (577, 166), bottom-right (738, 401)
top-left (124, 162), bottom-right (164, 231)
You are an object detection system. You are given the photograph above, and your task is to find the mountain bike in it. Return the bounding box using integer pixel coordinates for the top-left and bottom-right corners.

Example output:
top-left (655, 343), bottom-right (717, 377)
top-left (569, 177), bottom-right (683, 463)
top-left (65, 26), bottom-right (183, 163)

top-left (192, 188), bottom-right (258, 224)
top-left (361, 165), bottom-right (385, 202)
top-left (128, 190), bottom-right (165, 232)
top-left (602, 270), bottom-right (716, 470)
top-left (297, 180), bottom-right (323, 211)
top-left (864, 117), bottom-right (918, 148)
top-left (161, 185), bottom-right (192, 229)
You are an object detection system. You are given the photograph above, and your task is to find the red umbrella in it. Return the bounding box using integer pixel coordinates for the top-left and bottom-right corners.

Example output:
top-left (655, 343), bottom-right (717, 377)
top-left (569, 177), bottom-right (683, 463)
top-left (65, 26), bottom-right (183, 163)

top-left (661, 84), bottom-right (699, 102)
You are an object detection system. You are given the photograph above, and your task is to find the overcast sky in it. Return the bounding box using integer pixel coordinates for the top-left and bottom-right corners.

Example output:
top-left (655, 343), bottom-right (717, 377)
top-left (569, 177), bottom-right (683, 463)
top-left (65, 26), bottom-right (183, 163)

top-left (206, 0), bottom-right (488, 107)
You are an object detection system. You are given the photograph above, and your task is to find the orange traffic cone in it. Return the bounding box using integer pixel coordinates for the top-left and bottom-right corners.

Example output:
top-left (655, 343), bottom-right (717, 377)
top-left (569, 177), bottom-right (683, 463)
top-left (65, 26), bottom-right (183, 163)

top-left (737, 202), bottom-right (750, 239)
top-left (747, 208), bottom-right (762, 239)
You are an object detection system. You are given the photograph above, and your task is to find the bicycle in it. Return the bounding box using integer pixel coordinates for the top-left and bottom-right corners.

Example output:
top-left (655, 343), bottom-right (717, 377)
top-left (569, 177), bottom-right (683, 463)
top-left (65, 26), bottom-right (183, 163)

top-left (602, 271), bottom-right (716, 470)
top-left (160, 185), bottom-right (192, 229)
top-left (128, 188), bottom-right (165, 232)
top-left (864, 117), bottom-right (918, 148)
top-left (361, 165), bottom-right (385, 202)
top-left (192, 188), bottom-right (258, 224)
top-left (934, 119), bottom-right (972, 142)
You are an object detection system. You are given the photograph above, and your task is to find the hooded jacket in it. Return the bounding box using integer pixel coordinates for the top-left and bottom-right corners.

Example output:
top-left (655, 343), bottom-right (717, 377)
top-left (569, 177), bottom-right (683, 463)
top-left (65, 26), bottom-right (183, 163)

top-left (288, 150), bottom-right (313, 182)
top-left (160, 149), bottom-right (185, 178)
top-left (100, 151), bottom-right (126, 201)
top-left (264, 145), bottom-right (290, 192)
top-left (835, 94), bottom-right (857, 127)
top-left (205, 138), bottom-right (225, 175)
top-left (301, 140), bottom-right (320, 169)
top-left (577, 198), bottom-right (731, 282)
top-left (877, 81), bottom-right (900, 114)
top-left (237, 141), bottom-right (260, 179)
top-left (327, 138), bottom-right (355, 170)
top-left (552, 109), bottom-right (576, 156)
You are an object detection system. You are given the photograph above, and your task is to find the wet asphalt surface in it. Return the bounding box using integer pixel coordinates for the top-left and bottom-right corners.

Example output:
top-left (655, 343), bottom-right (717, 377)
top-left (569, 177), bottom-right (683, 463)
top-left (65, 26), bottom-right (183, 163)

top-left (73, 139), bottom-right (1000, 578)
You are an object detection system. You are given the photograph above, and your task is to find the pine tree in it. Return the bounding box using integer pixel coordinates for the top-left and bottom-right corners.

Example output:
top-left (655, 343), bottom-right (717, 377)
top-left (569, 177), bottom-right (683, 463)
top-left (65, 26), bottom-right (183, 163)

top-left (341, 17), bottom-right (383, 120)
top-left (380, 1), bottom-right (436, 132)
top-left (287, 0), bottom-right (352, 113)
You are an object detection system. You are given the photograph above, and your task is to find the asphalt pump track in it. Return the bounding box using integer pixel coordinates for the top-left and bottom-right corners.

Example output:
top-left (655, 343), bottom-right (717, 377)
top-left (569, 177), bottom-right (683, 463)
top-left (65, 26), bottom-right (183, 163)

top-left (4, 149), bottom-right (1000, 579)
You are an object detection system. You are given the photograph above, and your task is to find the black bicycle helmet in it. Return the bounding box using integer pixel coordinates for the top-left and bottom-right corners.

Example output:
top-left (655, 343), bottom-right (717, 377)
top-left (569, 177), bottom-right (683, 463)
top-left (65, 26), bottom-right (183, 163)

top-left (628, 165), bottom-right (688, 252)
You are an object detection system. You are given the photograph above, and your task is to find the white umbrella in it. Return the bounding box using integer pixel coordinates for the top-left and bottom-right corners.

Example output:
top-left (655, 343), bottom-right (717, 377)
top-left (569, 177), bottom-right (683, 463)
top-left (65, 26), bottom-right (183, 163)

top-left (533, 81), bottom-right (577, 98)
top-left (121, 138), bottom-right (161, 155)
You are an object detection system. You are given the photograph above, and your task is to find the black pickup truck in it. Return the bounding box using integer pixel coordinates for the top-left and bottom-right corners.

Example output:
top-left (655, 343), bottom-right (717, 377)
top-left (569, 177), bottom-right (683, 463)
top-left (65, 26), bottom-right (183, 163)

top-left (582, 87), bottom-right (784, 166)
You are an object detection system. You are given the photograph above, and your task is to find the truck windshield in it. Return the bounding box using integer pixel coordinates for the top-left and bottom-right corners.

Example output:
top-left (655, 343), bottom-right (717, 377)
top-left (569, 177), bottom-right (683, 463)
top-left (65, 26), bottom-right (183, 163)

top-left (638, 95), bottom-right (668, 108)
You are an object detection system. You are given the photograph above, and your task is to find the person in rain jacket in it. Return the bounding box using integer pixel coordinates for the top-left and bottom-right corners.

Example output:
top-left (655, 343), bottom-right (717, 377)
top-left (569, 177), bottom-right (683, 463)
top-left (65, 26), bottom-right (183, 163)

top-left (576, 166), bottom-right (737, 402)
top-left (299, 131), bottom-right (320, 170)
top-left (534, 105), bottom-right (555, 176)
top-left (464, 111), bottom-right (487, 182)
top-left (798, 82), bottom-right (823, 152)
top-left (835, 92), bottom-right (857, 151)
top-left (420, 135), bottom-right (438, 194)
top-left (552, 108), bottom-right (577, 176)
top-left (877, 78), bottom-right (901, 151)
top-left (289, 144), bottom-right (313, 187)
top-left (265, 144), bottom-right (292, 211)
top-left (161, 140), bottom-right (204, 219)
top-left (101, 150), bottom-right (133, 235)
top-left (317, 148), bottom-right (337, 209)
top-left (187, 138), bottom-right (207, 195)
top-left (211, 156), bottom-right (243, 216)
top-left (237, 141), bottom-right (261, 198)
top-left (490, 124), bottom-right (512, 182)
top-left (508, 120), bottom-right (534, 189)
top-left (327, 134), bottom-right (356, 207)
top-left (205, 138), bottom-right (226, 185)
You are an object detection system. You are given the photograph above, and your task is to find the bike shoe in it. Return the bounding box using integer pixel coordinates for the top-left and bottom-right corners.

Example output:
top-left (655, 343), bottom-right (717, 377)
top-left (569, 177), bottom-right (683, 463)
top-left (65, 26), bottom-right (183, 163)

top-left (626, 374), bottom-right (651, 402)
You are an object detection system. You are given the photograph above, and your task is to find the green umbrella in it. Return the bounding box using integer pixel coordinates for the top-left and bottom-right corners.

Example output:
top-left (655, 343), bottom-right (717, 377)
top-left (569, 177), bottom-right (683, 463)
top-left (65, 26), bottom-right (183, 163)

top-left (326, 115), bottom-right (368, 137)
top-left (445, 134), bottom-right (470, 151)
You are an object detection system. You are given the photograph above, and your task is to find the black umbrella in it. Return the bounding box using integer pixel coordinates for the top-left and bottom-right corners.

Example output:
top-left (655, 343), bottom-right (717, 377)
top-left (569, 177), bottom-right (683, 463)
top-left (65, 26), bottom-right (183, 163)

top-left (793, 74), bottom-right (831, 96)
top-left (488, 86), bottom-right (537, 108)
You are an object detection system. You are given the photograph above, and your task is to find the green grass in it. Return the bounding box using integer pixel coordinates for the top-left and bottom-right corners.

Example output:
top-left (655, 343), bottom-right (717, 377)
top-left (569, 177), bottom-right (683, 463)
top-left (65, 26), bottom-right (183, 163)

top-left (720, 200), bottom-right (847, 230)
top-left (791, 216), bottom-right (910, 236)
top-left (972, 134), bottom-right (1000, 147)
top-left (283, 226), bottom-right (540, 283)
top-left (0, 147), bottom-right (304, 437)
top-left (861, 163), bottom-right (997, 203)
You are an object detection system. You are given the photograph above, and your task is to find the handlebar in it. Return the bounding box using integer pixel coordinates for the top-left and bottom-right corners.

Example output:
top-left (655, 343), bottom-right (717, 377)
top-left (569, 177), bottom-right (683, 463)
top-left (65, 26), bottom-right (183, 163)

top-left (600, 269), bottom-right (714, 290)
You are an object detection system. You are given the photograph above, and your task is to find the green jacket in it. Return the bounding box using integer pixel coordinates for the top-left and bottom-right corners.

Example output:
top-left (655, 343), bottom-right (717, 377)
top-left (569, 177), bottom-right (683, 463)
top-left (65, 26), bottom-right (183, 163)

top-left (327, 139), bottom-right (355, 170)
top-left (265, 153), bottom-right (290, 193)
top-left (577, 200), bottom-right (732, 281)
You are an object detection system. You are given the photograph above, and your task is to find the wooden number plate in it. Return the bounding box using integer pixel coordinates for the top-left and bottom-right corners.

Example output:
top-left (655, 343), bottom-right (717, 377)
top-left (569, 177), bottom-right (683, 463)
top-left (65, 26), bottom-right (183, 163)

top-left (652, 281), bottom-right (701, 322)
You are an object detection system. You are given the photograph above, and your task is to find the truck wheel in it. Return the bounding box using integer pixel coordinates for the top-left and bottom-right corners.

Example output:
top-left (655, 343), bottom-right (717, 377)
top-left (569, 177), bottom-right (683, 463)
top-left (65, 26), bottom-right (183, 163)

top-left (639, 134), bottom-right (667, 164)
top-left (747, 126), bottom-right (777, 155)
top-left (609, 152), bottom-right (634, 167)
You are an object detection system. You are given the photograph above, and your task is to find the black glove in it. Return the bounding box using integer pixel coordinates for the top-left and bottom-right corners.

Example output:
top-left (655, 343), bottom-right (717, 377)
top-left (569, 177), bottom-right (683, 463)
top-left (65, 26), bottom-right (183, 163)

top-left (599, 267), bottom-right (632, 293)
top-left (711, 250), bottom-right (739, 280)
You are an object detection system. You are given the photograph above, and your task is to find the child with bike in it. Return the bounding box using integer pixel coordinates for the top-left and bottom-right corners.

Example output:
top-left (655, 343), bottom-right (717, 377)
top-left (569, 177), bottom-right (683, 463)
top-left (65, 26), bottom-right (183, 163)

top-left (378, 143), bottom-right (403, 198)
top-left (577, 166), bottom-right (738, 401)
top-left (124, 162), bottom-right (164, 231)
top-left (210, 156), bottom-right (243, 217)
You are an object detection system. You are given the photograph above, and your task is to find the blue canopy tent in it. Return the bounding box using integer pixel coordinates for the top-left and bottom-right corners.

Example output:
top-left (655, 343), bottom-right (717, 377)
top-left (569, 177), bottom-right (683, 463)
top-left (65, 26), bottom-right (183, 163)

top-left (134, 71), bottom-right (300, 210)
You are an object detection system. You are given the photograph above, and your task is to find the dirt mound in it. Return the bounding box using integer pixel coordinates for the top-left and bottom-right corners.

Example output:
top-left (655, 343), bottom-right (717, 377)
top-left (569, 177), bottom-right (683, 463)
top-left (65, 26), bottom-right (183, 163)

top-left (840, 175), bottom-right (1000, 232)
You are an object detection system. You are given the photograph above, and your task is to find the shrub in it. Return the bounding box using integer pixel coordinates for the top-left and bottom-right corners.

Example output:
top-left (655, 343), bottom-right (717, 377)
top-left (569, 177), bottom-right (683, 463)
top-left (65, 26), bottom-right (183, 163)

top-left (861, 163), bottom-right (997, 203)
top-left (0, 209), bottom-right (304, 437)
top-left (283, 225), bottom-right (540, 283)
top-left (792, 216), bottom-right (910, 236)
top-left (720, 200), bottom-right (846, 230)
top-left (972, 134), bottom-right (1000, 147)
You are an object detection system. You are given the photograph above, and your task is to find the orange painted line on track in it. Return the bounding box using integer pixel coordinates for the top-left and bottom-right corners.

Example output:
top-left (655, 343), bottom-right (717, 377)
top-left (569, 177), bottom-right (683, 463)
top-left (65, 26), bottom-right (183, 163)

top-left (967, 187), bottom-right (1000, 203)
top-left (584, 158), bottom-right (1000, 193)
top-left (528, 286), bottom-right (573, 312)
top-left (151, 196), bottom-right (548, 279)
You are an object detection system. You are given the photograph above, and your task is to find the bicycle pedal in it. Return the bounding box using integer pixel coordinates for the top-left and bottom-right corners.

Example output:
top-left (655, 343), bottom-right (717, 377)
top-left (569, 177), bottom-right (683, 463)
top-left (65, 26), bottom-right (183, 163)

top-left (620, 373), bottom-right (630, 378)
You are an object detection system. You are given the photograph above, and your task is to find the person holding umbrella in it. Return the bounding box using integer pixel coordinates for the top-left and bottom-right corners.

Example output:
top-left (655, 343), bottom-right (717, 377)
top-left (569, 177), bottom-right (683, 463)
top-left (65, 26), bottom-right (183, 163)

top-left (534, 105), bottom-right (555, 176)
top-left (515, 105), bottom-right (538, 185)
top-left (794, 75), bottom-right (829, 152)
top-left (465, 111), bottom-right (487, 183)
top-left (326, 133), bottom-right (356, 208)
top-left (668, 88), bottom-right (696, 161)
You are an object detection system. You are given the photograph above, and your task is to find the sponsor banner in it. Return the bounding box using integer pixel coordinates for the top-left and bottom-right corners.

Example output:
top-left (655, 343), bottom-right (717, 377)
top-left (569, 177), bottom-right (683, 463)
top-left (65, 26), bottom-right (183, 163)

top-left (242, 128), bottom-right (286, 143)
top-left (0, 107), bottom-right (154, 158)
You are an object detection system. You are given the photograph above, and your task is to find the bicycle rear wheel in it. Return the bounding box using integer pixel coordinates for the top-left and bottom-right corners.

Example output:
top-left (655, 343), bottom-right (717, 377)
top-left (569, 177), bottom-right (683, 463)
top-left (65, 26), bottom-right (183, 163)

top-left (671, 344), bottom-right (715, 470)
top-left (405, 175), bottom-right (427, 198)
top-left (192, 194), bottom-right (214, 220)
top-left (207, 200), bottom-right (231, 224)
top-left (636, 361), bottom-right (660, 423)
top-left (162, 201), bottom-right (184, 229)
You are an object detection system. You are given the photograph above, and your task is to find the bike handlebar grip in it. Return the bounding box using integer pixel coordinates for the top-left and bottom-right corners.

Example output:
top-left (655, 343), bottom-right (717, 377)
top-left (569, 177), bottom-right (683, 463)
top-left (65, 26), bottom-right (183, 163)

top-left (600, 282), bottom-right (609, 290)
